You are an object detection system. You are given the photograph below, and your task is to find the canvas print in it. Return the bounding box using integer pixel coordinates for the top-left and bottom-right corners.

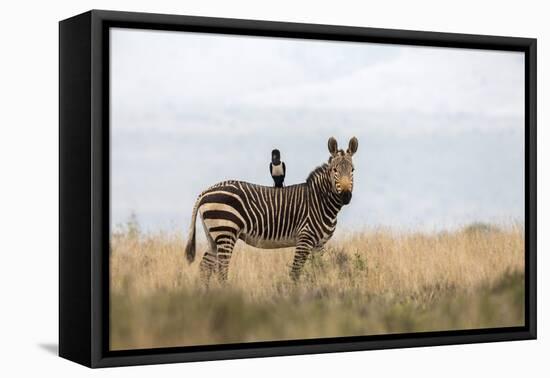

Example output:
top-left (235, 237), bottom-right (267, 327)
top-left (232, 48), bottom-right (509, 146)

top-left (109, 28), bottom-right (525, 351)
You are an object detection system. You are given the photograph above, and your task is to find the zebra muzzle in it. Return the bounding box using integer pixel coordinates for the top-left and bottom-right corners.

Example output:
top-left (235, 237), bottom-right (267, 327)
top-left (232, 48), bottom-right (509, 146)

top-left (341, 191), bottom-right (352, 205)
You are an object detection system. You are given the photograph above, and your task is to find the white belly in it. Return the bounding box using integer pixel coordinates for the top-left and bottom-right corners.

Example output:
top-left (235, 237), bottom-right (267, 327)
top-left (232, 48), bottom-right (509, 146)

top-left (271, 163), bottom-right (284, 176)
top-left (240, 233), bottom-right (296, 249)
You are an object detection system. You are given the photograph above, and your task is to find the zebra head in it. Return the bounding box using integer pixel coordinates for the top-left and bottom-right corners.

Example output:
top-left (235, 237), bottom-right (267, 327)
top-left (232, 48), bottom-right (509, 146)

top-left (327, 137), bottom-right (358, 205)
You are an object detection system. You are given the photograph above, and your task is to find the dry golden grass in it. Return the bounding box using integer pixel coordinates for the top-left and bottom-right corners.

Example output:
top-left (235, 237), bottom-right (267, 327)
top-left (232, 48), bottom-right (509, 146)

top-left (110, 224), bottom-right (525, 350)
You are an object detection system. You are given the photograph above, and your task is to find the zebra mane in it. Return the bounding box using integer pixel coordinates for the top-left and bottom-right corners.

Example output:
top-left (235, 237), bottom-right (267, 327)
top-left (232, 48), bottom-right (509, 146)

top-left (306, 163), bottom-right (329, 184)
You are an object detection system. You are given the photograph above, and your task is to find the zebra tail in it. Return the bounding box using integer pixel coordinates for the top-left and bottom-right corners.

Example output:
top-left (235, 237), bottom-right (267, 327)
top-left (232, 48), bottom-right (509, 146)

top-left (185, 196), bottom-right (200, 264)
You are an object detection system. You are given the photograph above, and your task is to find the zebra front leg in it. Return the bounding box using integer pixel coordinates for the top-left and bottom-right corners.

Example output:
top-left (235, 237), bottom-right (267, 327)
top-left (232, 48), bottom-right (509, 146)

top-left (290, 238), bottom-right (314, 281)
top-left (216, 236), bottom-right (237, 282)
top-left (312, 245), bottom-right (326, 256)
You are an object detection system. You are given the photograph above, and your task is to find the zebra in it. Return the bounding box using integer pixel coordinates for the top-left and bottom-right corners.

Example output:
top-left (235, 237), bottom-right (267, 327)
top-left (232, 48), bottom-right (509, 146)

top-left (184, 136), bottom-right (358, 282)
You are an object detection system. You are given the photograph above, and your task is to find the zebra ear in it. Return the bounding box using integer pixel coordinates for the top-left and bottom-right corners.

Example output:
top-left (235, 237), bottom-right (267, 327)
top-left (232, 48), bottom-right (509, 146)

top-left (347, 137), bottom-right (358, 156)
top-left (328, 137), bottom-right (338, 157)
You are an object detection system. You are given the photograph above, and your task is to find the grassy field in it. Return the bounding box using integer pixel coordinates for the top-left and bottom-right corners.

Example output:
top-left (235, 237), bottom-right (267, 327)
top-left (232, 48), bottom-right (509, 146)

top-left (110, 223), bottom-right (525, 350)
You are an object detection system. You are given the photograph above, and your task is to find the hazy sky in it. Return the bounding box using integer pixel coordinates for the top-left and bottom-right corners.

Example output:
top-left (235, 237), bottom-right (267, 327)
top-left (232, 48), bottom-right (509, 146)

top-left (110, 28), bottom-right (525, 234)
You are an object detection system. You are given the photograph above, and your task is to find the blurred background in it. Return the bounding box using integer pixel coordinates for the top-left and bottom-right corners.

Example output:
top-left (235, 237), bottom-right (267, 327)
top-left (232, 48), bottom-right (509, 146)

top-left (110, 28), bottom-right (525, 233)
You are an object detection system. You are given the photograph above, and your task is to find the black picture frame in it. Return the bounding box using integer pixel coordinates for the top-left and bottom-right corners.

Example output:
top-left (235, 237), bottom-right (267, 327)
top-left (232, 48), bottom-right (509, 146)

top-left (59, 9), bottom-right (537, 368)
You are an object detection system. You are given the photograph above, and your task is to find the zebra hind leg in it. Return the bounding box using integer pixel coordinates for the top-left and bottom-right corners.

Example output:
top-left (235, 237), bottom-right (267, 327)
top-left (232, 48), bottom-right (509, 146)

top-left (197, 219), bottom-right (219, 285)
top-left (199, 250), bottom-right (218, 283)
top-left (215, 235), bottom-right (237, 282)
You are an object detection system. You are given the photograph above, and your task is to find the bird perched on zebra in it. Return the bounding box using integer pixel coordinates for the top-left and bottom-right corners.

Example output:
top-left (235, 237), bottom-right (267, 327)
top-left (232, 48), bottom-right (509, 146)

top-left (270, 149), bottom-right (286, 188)
top-left (185, 136), bottom-right (358, 282)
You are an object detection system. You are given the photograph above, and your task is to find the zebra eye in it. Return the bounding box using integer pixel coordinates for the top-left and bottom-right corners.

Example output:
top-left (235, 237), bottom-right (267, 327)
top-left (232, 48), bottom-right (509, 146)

top-left (332, 168), bottom-right (337, 173)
